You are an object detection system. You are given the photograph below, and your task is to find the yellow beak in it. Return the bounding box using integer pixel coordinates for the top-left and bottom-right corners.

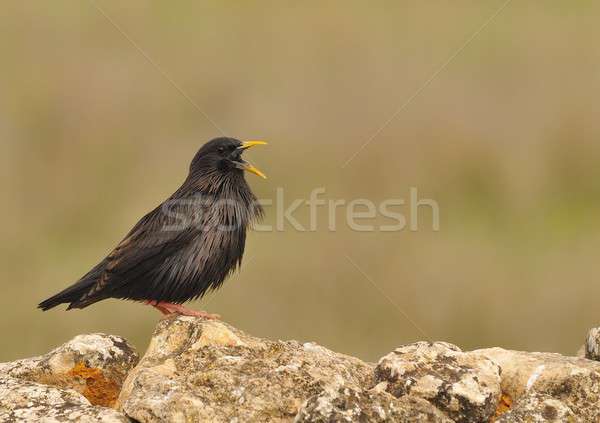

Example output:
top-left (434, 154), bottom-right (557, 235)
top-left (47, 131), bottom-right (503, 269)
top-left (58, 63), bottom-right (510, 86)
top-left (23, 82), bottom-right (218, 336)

top-left (242, 162), bottom-right (267, 179)
top-left (238, 140), bottom-right (267, 179)
top-left (239, 140), bottom-right (268, 150)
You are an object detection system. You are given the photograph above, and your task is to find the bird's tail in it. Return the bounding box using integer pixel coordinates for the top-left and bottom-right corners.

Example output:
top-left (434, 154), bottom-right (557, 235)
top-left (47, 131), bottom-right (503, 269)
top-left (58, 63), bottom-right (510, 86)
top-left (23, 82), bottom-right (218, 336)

top-left (38, 262), bottom-right (106, 311)
top-left (38, 278), bottom-right (99, 311)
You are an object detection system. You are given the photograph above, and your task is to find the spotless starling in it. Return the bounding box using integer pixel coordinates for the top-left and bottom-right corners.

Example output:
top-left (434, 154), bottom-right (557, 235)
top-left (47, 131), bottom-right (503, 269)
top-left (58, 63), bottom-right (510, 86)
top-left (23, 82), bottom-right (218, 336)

top-left (39, 137), bottom-right (267, 318)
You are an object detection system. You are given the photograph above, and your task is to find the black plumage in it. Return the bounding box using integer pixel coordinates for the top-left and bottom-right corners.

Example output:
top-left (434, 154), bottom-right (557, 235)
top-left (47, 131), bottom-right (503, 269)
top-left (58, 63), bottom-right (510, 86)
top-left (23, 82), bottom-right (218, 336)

top-left (39, 137), bottom-right (266, 315)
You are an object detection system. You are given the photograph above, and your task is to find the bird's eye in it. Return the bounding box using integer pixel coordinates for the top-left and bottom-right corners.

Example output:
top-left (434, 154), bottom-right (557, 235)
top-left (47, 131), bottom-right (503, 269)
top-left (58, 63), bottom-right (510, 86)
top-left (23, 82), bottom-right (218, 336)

top-left (217, 147), bottom-right (225, 154)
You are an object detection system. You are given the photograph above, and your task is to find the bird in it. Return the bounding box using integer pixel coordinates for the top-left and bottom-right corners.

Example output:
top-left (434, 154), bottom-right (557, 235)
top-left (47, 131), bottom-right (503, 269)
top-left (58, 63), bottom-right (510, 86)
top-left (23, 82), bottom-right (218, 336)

top-left (38, 137), bottom-right (267, 319)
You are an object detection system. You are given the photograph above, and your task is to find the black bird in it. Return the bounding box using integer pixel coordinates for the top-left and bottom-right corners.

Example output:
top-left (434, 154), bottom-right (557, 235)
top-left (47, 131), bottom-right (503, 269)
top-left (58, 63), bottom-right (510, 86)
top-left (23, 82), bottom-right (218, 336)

top-left (39, 137), bottom-right (267, 318)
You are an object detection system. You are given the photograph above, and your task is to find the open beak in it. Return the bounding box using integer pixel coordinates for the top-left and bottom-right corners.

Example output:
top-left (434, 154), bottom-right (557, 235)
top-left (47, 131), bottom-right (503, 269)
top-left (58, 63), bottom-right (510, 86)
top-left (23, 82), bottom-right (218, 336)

top-left (236, 140), bottom-right (267, 179)
top-left (238, 140), bottom-right (268, 151)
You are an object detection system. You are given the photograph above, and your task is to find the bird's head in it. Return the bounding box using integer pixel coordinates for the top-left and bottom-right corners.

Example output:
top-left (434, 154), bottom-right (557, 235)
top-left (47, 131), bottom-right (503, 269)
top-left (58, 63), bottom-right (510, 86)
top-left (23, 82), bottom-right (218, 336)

top-left (189, 137), bottom-right (267, 181)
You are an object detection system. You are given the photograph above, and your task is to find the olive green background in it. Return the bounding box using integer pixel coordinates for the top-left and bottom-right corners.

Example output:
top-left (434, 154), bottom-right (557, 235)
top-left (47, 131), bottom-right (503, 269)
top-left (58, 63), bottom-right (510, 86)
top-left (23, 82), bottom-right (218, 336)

top-left (2, 1), bottom-right (599, 362)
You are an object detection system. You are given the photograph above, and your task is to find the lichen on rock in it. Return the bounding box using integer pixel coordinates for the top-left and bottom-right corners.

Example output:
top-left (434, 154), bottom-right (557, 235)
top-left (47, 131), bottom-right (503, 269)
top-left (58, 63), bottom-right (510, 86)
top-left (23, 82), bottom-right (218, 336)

top-left (375, 341), bottom-right (502, 423)
top-left (495, 392), bottom-right (576, 422)
top-left (295, 384), bottom-right (452, 422)
top-left (4, 318), bottom-right (600, 422)
top-left (0, 333), bottom-right (138, 408)
top-left (475, 347), bottom-right (600, 422)
top-left (0, 375), bottom-right (129, 422)
top-left (118, 315), bottom-right (373, 422)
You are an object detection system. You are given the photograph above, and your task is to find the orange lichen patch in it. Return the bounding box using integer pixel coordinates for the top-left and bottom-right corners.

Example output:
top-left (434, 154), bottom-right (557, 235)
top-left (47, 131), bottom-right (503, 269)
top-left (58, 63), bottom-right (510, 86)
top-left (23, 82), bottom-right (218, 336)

top-left (491, 393), bottom-right (513, 421)
top-left (68, 362), bottom-right (120, 408)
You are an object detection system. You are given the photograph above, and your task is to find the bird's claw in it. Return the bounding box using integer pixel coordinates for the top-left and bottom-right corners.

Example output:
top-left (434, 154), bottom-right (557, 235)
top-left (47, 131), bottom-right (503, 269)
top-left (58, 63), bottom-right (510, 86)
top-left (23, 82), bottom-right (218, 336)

top-left (144, 301), bottom-right (220, 319)
top-left (178, 309), bottom-right (221, 320)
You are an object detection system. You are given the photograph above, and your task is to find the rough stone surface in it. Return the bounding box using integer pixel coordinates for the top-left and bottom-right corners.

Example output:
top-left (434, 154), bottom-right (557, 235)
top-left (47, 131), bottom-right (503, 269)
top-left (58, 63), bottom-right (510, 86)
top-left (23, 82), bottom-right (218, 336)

top-left (375, 342), bottom-right (501, 423)
top-left (118, 315), bottom-right (373, 422)
top-left (6, 319), bottom-right (600, 422)
top-left (0, 333), bottom-right (138, 408)
top-left (0, 375), bottom-right (130, 422)
top-left (495, 392), bottom-right (576, 422)
top-left (476, 347), bottom-right (600, 422)
top-left (295, 384), bottom-right (452, 422)
top-left (585, 327), bottom-right (600, 361)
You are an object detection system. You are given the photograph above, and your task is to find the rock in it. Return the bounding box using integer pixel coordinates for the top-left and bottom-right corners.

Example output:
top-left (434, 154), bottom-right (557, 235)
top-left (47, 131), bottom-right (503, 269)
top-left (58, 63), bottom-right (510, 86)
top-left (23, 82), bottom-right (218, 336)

top-left (118, 315), bottom-right (373, 422)
top-left (6, 318), bottom-right (600, 422)
top-left (0, 333), bottom-right (138, 408)
top-left (295, 384), bottom-right (452, 423)
top-left (476, 347), bottom-right (600, 421)
top-left (495, 392), bottom-right (576, 422)
top-left (374, 342), bottom-right (501, 423)
top-left (585, 327), bottom-right (600, 361)
top-left (0, 375), bottom-right (130, 422)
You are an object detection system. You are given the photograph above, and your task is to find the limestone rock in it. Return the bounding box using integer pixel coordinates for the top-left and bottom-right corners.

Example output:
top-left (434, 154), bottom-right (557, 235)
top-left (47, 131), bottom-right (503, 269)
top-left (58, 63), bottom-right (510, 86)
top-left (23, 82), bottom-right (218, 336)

top-left (476, 347), bottom-right (600, 421)
top-left (0, 333), bottom-right (138, 408)
top-left (375, 341), bottom-right (501, 423)
top-left (118, 315), bottom-right (373, 422)
top-left (495, 392), bottom-right (576, 422)
top-left (295, 384), bottom-right (452, 423)
top-left (6, 317), bottom-right (600, 422)
top-left (0, 375), bottom-right (130, 422)
top-left (585, 327), bottom-right (600, 361)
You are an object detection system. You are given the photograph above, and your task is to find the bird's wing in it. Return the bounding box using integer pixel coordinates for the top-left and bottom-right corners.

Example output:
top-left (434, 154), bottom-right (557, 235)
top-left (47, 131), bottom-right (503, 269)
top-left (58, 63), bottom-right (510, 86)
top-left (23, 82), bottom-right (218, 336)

top-left (77, 197), bottom-right (208, 303)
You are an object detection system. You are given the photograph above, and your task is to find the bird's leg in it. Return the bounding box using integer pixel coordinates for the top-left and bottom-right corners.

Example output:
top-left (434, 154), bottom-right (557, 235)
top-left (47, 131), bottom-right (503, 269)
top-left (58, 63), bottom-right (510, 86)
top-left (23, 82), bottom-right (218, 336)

top-left (145, 301), bottom-right (220, 319)
top-left (144, 300), bottom-right (171, 315)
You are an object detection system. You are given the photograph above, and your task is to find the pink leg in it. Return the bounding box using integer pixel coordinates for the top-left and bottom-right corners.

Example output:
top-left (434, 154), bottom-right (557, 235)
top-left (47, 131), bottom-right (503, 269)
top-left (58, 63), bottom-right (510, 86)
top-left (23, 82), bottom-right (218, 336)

top-left (144, 300), bottom-right (220, 319)
top-left (144, 300), bottom-right (170, 315)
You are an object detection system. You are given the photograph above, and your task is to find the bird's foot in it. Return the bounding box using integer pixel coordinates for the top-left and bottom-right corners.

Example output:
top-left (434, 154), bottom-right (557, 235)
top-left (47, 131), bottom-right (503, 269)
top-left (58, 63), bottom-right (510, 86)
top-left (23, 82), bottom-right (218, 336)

top-left (144, 301), bottom-right (220, 319)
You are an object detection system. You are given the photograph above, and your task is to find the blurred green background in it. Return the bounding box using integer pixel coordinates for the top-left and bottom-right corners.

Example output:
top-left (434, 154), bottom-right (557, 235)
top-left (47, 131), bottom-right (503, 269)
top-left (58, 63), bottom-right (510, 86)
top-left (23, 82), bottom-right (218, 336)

top-left (2, 1), bottom-right (600, 363)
